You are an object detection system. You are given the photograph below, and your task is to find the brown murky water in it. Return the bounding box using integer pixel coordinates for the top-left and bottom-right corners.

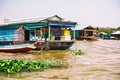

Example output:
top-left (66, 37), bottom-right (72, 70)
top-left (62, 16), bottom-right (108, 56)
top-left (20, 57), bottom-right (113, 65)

top-left (0, 39), bottom-right (120, 80)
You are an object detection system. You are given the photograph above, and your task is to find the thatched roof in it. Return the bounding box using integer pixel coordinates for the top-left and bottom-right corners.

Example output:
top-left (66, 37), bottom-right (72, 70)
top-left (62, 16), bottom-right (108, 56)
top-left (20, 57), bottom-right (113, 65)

top-left (83, 25), bottom-right (96, 30)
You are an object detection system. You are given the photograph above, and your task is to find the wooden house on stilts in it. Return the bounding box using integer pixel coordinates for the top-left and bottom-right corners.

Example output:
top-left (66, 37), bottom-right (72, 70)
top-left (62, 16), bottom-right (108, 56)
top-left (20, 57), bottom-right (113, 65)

top-left (74, 25), bottom-right (99, 40)
top-left (0, 15), bottom-right (77, 50)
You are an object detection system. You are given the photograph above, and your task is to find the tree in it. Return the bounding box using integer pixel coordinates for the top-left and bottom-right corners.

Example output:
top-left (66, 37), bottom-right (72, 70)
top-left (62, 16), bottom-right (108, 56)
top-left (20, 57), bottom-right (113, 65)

top-left (117, 27), bottom-right (120, 30)
top-left (98, 27), bottom-right (117, 34)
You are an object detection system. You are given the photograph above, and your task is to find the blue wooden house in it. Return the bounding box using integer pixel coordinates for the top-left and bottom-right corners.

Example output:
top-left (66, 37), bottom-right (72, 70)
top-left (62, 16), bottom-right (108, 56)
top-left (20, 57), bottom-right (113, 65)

top-left (0, 20), bottom-right (47, 45)
top-left (0, 15), bottom-right (77, 50)
top-left (100, 32), bottom-right (110, 39)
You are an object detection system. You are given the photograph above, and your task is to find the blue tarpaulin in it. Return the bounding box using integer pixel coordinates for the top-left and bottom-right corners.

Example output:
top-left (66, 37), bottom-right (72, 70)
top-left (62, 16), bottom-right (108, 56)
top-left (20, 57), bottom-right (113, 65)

top-left (0, 25), bottom-right (19, 30)
top-left (49, 22), bottom-right (76, 27)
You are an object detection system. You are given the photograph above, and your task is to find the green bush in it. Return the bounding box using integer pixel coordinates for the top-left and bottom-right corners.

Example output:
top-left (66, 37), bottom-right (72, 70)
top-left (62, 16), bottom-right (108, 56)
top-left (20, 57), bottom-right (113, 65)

top-left (73, 50), bottom-right (85, 56)
top-left (0, 59), bottom-right (68, 74)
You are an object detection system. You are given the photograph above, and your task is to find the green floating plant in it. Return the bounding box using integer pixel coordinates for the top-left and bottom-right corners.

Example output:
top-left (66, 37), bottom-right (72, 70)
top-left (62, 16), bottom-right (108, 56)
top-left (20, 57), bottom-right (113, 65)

top-left (73, 50), bottom-right (85, 56)
top-left (0, 59), bottom-right (68, 74)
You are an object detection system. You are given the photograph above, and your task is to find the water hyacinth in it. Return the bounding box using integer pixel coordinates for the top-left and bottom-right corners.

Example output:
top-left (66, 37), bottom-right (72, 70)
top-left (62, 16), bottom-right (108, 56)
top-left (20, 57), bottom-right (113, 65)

top-left (73, 50), bottom-right (85, 55)
top-left (0, 59), bottom-right (68, 73)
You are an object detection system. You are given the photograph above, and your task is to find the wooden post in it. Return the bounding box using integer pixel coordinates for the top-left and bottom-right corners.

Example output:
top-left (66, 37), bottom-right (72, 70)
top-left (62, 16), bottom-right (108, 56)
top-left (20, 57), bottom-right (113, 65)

top-left (84, 30), bottom-right (85, 36)
top-left (48, 22), bottom-right (51, 40)
top-left (73, 27), bottom-right (76, 40)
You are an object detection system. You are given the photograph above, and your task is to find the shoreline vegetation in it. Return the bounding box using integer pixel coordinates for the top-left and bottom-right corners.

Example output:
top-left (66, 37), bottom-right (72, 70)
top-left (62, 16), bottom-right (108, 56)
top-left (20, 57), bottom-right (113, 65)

top-left (0, 59), bottom-right (68, 74)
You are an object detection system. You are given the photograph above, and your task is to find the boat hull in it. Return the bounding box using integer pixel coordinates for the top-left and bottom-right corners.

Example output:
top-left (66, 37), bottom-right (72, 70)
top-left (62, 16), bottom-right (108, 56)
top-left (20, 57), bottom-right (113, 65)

top-left (35, 40), bottom-right (74, 50)
top-left (0, 44), bottom-right (35, 53)
top-left (48, 41), bottom-right (74, 50)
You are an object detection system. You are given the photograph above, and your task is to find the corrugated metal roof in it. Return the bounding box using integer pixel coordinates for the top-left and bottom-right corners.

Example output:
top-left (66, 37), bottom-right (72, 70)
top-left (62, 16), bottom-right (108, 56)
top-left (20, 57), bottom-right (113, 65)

top-left (0, 15), bottom-right (77, 26)
top-left (111, 31), bottom-right (120, 34)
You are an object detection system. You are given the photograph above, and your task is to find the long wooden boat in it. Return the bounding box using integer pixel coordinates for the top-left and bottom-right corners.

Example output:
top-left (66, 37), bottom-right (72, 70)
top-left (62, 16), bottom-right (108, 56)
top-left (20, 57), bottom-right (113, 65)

top-left (48, 40), bottom-right (74, 50)
top-left (34, 40), bottom-right (74, 50)
top-left (0, 44), bottom-right (35, 53)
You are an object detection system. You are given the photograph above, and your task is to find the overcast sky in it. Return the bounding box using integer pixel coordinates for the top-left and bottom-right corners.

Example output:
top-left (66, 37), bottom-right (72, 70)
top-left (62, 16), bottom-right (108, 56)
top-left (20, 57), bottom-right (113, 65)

top-left (0, 0), bottom-right (120, 28)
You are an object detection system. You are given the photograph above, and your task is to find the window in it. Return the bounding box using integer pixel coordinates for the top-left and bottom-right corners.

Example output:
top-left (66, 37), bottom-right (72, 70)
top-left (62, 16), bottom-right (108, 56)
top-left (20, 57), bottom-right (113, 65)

top-left (30, 30), bottom-right (36, 41)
